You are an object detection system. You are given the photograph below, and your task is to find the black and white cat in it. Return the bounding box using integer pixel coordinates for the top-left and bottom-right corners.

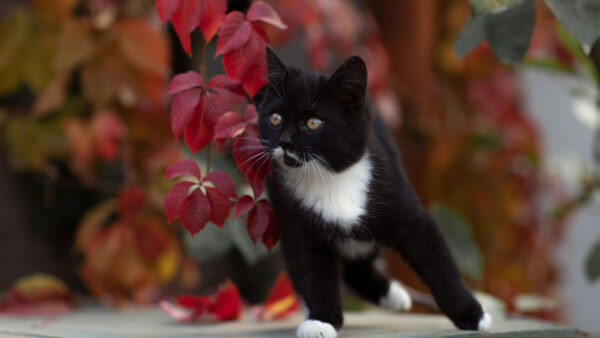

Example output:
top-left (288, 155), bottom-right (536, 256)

top-left (255, 48), bottom-right (491, 338)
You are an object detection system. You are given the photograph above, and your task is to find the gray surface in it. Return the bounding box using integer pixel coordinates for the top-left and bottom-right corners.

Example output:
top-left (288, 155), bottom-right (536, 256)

top-left (0, 307), bottom-right (585, 338)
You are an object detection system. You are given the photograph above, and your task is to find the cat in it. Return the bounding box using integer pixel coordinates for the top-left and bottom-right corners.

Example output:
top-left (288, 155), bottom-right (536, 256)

top-left (255, 47), bottom-right (491, 338)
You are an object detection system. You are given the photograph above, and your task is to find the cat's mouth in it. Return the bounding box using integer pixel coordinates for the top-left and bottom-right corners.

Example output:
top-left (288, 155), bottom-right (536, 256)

top-left (283, 152), bottom-right (303, 167)
top-left (273, 147), bottom-right (304, 168)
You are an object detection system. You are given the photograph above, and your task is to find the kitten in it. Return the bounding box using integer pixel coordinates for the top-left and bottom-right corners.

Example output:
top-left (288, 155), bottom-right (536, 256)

top-left (255, 47), bottom-right (491, 338)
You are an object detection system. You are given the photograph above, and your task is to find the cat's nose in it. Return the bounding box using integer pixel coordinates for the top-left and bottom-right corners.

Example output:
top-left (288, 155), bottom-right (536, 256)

top-left (279, 131), bottom-right (293, 148)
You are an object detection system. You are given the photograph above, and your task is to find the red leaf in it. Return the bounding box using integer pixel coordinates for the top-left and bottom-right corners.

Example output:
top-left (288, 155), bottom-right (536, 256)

top-left (171, 89), bottom-right (203, 138)
top-left (168, 71), bottom-right (204, 95)
top-left (203, 171), bottom-right (236, 197)
top-left (179, 188), bottom-right (212, 235)
top-left (170, 0), bottom-right (202, 56)
top-left (247, 2), bottom-right (288, 30)
top-left (214, 112), bottom-right (246, 142)
top-left (244, 104), bottom-right (258, 124)
top-left (249, 176), bottom-right (265, 198)
top-left (209, 280), bottom-right (242, 321)
top-left (176, 294), bottom-right (211, 313)
top-left (260, 271), bottom-right (300, 320)
top-left (205, 187), bottom-right (231, 228)
top-left (261, 201), bottom-right (280, 251)
top-left (234, 195), bottom-right (256, 219)
top-left (134, 224), bottom-right (168, 261)
top-left (207, 75), bottom-right (246, 105)
top-left (233, 129), bottom-right (269, 182)
top-left (222, 26), bottom-right (269, 97)
top-left (198, 0), bottom-right (227, 41)
top-left (0, 274), bottom-right (74, 317)
top-left (164, 160), bottom-right (201, 180)
top-left (156, 0), bottom-right (180, 23)
top-left (183, 104), bottom-right (212, 153)
top-left (164, 181), bottom-right (195, 222)
top-left (216, 12), bottom-right (253, 55)
top-left (247, 203), bottom-right (269, 243)
top-left (117, 188), bottom-right (146, 218)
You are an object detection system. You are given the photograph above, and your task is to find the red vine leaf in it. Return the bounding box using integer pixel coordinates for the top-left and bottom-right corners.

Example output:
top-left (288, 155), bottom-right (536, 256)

top-left (157, 0), bottom-right (227, 56)
top-left (259, 271), bottom-right (299, 320)
top-left (164, 181), bottom-right (195, 223)
top-left (168, 71), bottom-right (204, 95)
top-left (247, 2), bottom-right (288, 30)
top-left (169, 75), bottom-right (244, 153)
top-left (117, 188), bottom-right (146, 219)
top-left (179, 188), bottom-right (211, 235)
top-left (164, 160), bottom-right (201, 180)
top-left (170, 89), bottom-right (202, 138)
top-left (198, 0), bottom-right (228, 42)
top-left (261, 201), bottom-right (280, 251)
top-left (183, 105), bottom-right (212, 153)
top-left (206, 75), bottom-right (246, 107)
top-left (233, 128), bottom-right (268, 181)
top-left (216, 12), bottom-right (253, 55)
top-left (209, 280), bottom-right (242, 321)
top-left (214, 112), bottom-right (246, 143)
top-left (205, 187), bottom-right (231, 228)
top-left (156, 0), bottom-right (179, 23)
top-left (244, 104), bottom-right (258, 124)
top-left (234, 195), bottom-right (256, 219)
top-left (247, 202), bottom-right (269, 243)
top-left (203, 171), bottom-right (236, 197)
top-left (161, 280), bottom-right (241, 322)
top-left (221, 26), bottom-right (269, 97)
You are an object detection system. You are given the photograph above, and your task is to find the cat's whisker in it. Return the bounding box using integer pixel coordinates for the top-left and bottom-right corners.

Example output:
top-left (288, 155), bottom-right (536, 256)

top-left (237, 151), bottom-right (269, 170)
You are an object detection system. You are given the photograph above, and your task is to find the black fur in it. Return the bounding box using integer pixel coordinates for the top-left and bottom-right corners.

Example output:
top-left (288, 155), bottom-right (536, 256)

top-left (255, 47), bottom-right (485, 332)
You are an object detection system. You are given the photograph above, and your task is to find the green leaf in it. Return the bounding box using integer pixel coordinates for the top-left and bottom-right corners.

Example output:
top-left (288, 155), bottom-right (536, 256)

top-left (431, 204), bottom-right (484, 280)
top-left (455, 0), bottom-right (535, 64)
top-left (544, 0), bottom-right (600, 47)
top-left (454, 16), bottom-right (486, 58)
top-left (483, 0), bottom-right (535, 64)
top-left (470, 0), bottom-right (526, 15)
top-left (585, 240), bottom-right (600, 282)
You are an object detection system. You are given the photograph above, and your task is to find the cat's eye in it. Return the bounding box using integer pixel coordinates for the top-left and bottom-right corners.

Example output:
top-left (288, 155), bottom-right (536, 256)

top-left (270, 113), bottom-right (282, 127)
top-left (306, 118), bottom-right (322, 131)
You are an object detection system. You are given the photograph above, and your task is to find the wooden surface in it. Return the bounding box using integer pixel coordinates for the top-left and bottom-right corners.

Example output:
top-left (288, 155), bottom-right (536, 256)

top-left (0, 307), bottom-right (586, 338)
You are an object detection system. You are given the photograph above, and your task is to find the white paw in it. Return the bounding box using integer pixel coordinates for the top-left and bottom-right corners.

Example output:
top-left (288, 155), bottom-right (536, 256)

top-left (379, 280), bottom-right (412, 311)
top-left (478, 312), bottom-right (492, 331)
top-left (296, 319), bottom-right (338, 338)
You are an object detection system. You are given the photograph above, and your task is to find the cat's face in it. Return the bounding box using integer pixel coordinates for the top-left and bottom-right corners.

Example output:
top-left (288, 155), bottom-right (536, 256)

top-left (256, 48), bottom-right (371, 173)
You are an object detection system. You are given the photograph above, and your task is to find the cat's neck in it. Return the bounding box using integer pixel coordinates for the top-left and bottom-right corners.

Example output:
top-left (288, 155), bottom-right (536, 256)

top-left (276, 153), bottom-right (373, 230)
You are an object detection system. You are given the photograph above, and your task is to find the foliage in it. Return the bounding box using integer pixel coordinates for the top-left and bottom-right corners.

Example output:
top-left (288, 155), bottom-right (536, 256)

top-left (585, 240), bottom-right (600, 282)
top-left (158, 0), bottom-right (400, 249)
top-left (431, 204), bottom-right (484, 280)
top-left (160, 272), bottom-right (299, 322)
top-left (456, 0), bottom-right (600, 64)
top-left (0, 274), bottom-right (74, 316)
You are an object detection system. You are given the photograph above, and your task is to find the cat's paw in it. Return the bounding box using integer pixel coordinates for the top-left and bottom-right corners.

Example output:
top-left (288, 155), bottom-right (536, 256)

top-left (296, 320), bottom-right (338, 338)
top-left (478, 312), bottom-right (492, 331)
top-left (379, 280), bottom-right (412, 311)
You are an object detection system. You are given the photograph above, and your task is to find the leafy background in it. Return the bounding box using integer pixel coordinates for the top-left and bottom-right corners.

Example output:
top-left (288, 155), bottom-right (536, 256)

top-left (0, 0), bottom-right (599, 331)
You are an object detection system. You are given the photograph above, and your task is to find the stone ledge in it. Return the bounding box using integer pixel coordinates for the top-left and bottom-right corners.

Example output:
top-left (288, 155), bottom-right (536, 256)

top-left (0, 307), bottom-right (586, 337)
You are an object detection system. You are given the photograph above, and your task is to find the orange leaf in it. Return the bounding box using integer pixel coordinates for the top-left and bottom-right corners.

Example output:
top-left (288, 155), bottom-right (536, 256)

top-left (0, 274), bottom-right (74, 317)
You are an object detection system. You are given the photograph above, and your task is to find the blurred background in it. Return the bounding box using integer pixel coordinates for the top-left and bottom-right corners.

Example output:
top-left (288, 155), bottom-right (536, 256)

top-left (1, 0), bottom-right (599, 334)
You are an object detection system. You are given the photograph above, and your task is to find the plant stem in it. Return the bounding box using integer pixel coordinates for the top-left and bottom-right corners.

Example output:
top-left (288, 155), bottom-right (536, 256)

top-left (206, 146), bottom-right (211, 175)
top-left (199, 37), bottom-right (210, 173)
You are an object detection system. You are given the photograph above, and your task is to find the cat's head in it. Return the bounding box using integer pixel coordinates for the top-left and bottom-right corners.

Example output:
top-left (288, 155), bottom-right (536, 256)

top-left (256, 47), bottom-right (371, 173)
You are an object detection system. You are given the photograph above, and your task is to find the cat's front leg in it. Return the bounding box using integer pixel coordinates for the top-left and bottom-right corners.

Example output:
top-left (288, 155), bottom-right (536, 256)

top-left (280, 230), bottom-right (343, 338)
top-left (387, 207), bottom-right (491, 331)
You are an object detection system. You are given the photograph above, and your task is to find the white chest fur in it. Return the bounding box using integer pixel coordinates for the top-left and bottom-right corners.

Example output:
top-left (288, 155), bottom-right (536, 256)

top-left (277, 152), bottom-right (373, 231)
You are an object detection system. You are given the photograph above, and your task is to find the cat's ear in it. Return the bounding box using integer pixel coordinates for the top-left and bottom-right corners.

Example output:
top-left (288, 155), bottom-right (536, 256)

top-left (266, 47), bottom-right (286, 82)
top-left (330, 55), bottom-right (367, 104)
